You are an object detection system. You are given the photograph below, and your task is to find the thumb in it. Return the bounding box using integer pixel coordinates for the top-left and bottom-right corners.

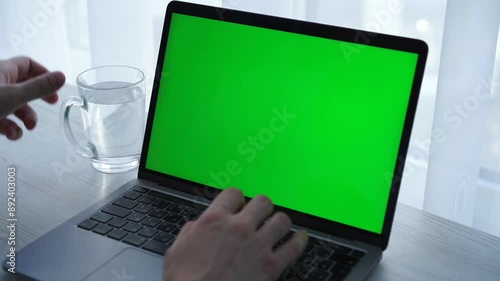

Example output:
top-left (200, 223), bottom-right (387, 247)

top-left (16, 71), bottom-right (66, 104)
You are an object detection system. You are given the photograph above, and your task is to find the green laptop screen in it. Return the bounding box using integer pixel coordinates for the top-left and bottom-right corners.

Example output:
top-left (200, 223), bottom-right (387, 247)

top-left (146, 13), bottom-right (419, 234)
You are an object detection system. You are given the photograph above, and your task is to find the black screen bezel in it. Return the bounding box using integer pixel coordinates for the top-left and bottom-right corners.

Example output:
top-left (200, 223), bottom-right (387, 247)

top-left (139, 1), bottom-right (428, 250)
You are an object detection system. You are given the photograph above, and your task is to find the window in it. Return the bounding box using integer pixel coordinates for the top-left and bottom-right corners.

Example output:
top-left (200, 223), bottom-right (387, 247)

top-left (3, 0), bottom-right (500, 237)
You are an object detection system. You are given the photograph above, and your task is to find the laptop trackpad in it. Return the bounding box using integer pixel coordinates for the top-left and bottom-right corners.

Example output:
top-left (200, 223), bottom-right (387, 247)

top-left (81, 248), bottom-right (163, 281)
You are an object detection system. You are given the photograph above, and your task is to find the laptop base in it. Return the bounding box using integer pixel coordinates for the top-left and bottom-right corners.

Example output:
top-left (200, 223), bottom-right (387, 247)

top-left (3, 179), bottom-right (381, 281)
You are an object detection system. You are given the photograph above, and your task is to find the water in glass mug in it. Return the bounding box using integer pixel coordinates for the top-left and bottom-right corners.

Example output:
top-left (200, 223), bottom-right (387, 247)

top-left (84, 81), bottom-right (145, 171)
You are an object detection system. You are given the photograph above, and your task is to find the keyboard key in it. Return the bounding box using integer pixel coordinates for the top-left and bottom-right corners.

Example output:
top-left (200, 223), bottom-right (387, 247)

top-left (127, 212), bottom-right (147, 223)
top-left (157, 222), bottom-right (177, 232)
top-left (171, 227), bottom-right (181, 236)
top-left (315, 239), bottom-right (353, 255)
top-left (351, 250), bottom-right (365, 258)
top-left (292, 263), bottom-right (313, 279)
top-left (92, 224), bottom-right (113, 235)
top-left (142, 240), bottom-right (168, 255)
top-left (90, 212), bottom-right (113, 223)
top-left (177, 218), bottom-right (188, 227)
top-left (329, 264), bottom-right (351, 280)
top-left (330, 252), bottom-right (359, 267)
top-left (123, 234), bottom-right (147, 247)
top-left (108, 217), bottom-right (128, 228)
top-left (282, 267), bottom-right (307, 281)
top-left (123, 222), bottom-right (143, 233)
top-left (133, 186), bottom-right (150, 193)
top-left (137, 195), bottom-right (156, 204)
top-left (309, 269), bottom-right (330, 281)
top-left (152, 200), bottom-right (170, 209)
top-left (149, 208), bottom-right (168, 219)
top-left (297, 254), bottom-right (315, 266)
top-left (317, 259), bottom-right (334, 271)
top-left (78, 219), bottom-right (98, 230)
top-left (134, 204), bottom-right (153, 214)
top-left (164, 213), bottom-right (183, 224)
top-left (113, 198), bottom-right (139, 209)
top-left (180, 208), bottom-right (201, 219)
top-left (166, 203), bottom-right (185, 214)
top-left (108, 229), bottom-right (129, 240)
top-left (102, 205), bottom-right (131, 218)
top-left (147, 190), bottom-right (208, 211)
top-left (312, 246), bottom-right (333, 259)
top-left (142, 217), bottom-right (161, 228)
top-left (137, 226), bottom-right (159, 238)
top-left (153, 232), bottom-right (174, 243)
top-left (124, 191), bottom-right (142, 200)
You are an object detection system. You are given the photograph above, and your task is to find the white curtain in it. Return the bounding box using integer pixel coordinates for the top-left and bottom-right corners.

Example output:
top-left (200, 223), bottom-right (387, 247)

top-left (0, 0), bottom-right (73, 77)
top-left (2, 0), bottom-right (500, 237)
top-left (424, 0), bottom-right (500, 228)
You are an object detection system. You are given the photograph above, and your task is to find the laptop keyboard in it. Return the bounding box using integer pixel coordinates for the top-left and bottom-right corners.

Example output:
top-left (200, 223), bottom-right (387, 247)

top-left (77, 186), bottom-right (365, 281)
top-left (276, 233), bottom-right (365, 281)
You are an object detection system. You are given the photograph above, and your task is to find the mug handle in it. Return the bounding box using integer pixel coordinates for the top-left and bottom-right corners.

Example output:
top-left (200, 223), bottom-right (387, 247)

top-left (60, 96), bottom-right (96, 158)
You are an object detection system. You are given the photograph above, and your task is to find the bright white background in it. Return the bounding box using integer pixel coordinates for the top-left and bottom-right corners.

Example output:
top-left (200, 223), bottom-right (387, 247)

top-left (1, 0), bottom-right (500, 237)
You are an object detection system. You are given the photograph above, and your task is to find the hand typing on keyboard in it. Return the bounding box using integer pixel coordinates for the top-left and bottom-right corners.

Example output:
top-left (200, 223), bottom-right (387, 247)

top-left (163, 188), bottom-right (309, 281)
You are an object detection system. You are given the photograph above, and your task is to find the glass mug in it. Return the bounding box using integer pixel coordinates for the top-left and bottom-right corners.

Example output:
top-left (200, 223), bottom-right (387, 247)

top-left (60, 65), bottom-right (146, 173)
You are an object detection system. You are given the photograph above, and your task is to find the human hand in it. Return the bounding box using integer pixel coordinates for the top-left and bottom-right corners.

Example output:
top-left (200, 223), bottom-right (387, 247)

top-left (0, 56), bottom-right (65, 140)
top-left (163, 188), bottom-right (308, 281)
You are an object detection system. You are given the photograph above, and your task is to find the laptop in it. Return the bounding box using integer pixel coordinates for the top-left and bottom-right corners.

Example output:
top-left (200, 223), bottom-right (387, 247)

top-left (3, 1), bottom-right (427, 280)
